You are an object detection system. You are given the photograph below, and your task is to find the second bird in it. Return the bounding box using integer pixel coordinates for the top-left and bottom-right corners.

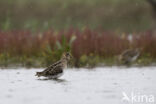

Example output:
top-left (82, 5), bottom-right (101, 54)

top-left (118, 48), bottom-right (141, 65)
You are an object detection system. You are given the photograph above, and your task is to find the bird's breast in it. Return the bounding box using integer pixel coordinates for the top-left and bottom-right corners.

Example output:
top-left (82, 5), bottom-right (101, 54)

top-left (61, 61), bottom-right (68, 68)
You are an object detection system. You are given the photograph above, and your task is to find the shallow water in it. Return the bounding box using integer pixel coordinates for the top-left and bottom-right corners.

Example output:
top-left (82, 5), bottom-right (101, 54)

top-left (0, 67), bottom-right (156, 104)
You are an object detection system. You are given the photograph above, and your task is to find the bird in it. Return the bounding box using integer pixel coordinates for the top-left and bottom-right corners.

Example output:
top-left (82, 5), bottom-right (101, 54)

top-left (118, 48), bottom-right (141, 65)
top-left (35, 52), bottom-right (72, 79)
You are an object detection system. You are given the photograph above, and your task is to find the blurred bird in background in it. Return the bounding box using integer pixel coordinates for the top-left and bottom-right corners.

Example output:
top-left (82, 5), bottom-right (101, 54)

top-left (118, 48), bottom-right (142, 66)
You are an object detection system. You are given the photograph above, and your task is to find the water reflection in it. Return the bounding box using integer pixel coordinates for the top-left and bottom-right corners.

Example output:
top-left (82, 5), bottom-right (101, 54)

top-left (53, 79), bottom-right (67, 83)
top-left (37, 78), bottom-right (67, 83)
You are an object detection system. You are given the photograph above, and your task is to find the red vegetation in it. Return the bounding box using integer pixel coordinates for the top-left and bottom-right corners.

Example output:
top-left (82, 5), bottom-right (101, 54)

top-left (0, 29), bottom-right (156, 59)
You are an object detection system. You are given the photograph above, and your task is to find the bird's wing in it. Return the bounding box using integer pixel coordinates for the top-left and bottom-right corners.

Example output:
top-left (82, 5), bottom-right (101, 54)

top-left (42, 60), bottom-right (61, 73)
top-left (47, 60), bottom-right (62, 69)
top-left (121, 49), bottom-right (132, 57)
top-left (122, 49), bottom-right (139, 59)
top-left (45, 65), bottom-right (63, 76)
top-left (122, 50), bottom-right (139, 58)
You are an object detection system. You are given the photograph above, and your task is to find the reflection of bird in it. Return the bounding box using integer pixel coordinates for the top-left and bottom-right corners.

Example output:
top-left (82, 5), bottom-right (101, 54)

top-left (118, 48), bottom-right (141, 65)
top-left (35, 52), bottom-right (72, 79)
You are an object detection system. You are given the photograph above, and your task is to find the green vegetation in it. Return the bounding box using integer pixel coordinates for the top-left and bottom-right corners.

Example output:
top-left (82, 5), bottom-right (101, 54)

top-left (0, 0), bottom-right (153, 32)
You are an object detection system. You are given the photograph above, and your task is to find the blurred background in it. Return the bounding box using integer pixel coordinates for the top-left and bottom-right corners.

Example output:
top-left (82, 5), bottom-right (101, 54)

top-left (0, 0), bottom-right (156, 67)
top-left (0, 0), bottom-right (153, 31)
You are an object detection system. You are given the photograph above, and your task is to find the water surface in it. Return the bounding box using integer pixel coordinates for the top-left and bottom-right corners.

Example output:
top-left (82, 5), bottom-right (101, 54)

top-left (0, 67), bottom-right (156, 104)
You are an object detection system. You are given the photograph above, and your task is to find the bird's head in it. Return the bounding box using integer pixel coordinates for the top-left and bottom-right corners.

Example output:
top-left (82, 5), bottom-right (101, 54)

top-left (61, 52), bottom-right (72, 61)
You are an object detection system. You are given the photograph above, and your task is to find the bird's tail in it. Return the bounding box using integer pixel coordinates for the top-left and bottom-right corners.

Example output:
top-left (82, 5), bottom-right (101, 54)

top-left (35, 72), bottom-right (43, 77)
